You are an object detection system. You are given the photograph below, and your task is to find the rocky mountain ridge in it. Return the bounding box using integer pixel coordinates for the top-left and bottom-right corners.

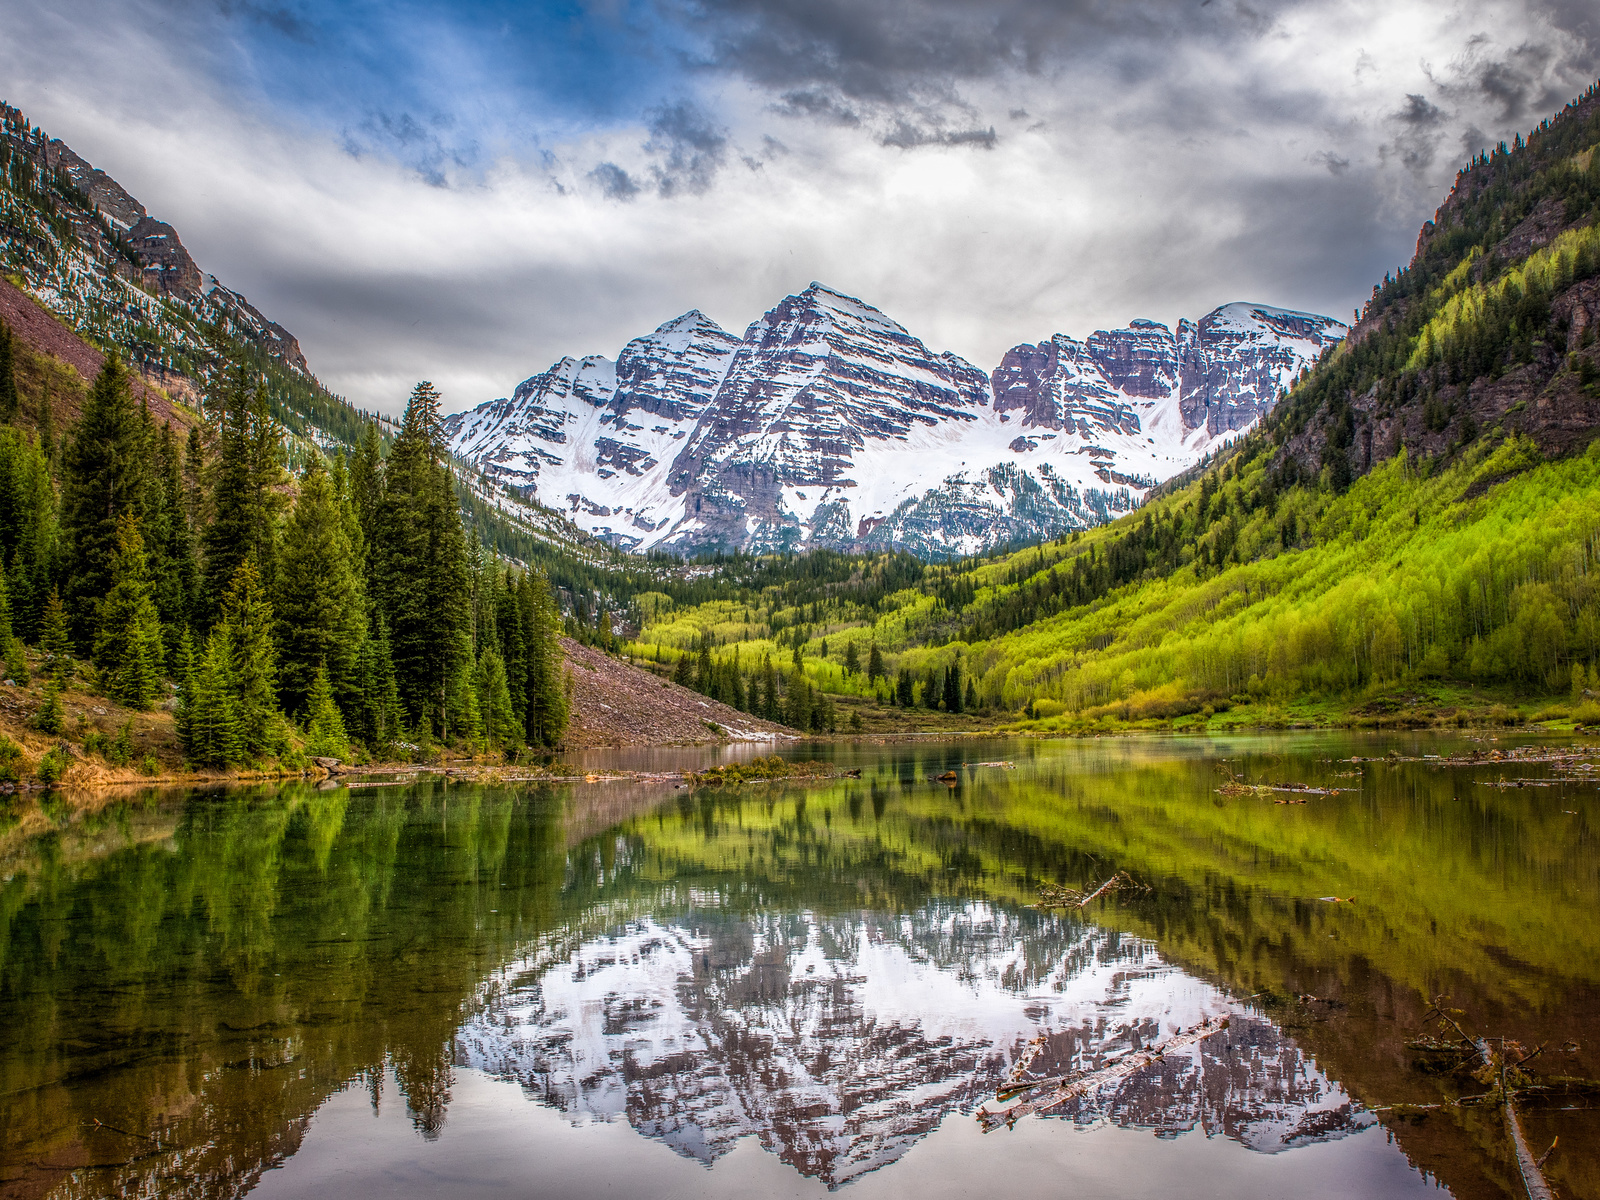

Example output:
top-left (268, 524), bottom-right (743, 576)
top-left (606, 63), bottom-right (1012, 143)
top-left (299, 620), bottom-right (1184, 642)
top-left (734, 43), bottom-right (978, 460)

top-left (446, 285), bottom-right (1346, 558)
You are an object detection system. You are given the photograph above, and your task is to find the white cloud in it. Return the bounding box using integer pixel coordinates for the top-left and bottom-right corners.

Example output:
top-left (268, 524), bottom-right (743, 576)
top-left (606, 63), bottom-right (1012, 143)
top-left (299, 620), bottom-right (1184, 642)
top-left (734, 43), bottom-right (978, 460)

top-left (0, 0), bottom-right (1595, 414)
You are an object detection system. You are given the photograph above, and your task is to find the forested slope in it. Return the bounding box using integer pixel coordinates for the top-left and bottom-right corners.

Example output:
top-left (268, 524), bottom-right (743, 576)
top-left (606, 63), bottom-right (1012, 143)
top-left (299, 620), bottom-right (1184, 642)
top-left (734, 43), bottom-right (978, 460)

top-left (620, 81), bottom-right (1600, 730)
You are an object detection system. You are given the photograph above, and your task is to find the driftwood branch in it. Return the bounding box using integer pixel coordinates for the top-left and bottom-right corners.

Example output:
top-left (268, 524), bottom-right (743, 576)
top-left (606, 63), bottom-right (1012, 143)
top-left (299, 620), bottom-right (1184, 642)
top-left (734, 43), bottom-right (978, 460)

top-left (1032, 872), bottom-right (1145, 910)
top-left (980, 1017), bottom-right (1230, 1132)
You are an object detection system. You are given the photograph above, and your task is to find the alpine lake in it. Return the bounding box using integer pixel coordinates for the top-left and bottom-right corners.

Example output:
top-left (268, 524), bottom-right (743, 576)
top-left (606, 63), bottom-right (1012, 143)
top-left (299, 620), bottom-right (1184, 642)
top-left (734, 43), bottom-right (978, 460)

top-left (2, 732), bottom-right (1596, 1200)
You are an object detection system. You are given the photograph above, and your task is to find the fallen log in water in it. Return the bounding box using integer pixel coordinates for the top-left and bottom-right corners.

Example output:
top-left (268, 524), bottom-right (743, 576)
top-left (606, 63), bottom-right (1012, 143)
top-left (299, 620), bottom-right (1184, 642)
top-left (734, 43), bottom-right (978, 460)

top-left (979, 1016), bottom-right (1230, 1131)
top-left (1031, 872), bottom-right (1144, 910)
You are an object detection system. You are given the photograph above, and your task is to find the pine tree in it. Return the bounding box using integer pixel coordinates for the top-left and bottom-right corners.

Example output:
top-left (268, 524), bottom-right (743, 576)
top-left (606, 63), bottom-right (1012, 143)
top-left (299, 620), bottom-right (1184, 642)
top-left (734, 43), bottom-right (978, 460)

top-left (867, 644), bottom-right (884, 683)
top-left (0, 318), bottom-right (18, 423)
top-left (184, 630), bottom-right (242, 768)
top-left (673, 651), bottom-right (692, 685)
top-left (0, 425), bottom-right (58, 640)
top-left (476, 647), bottom-right (521, 751)
top-left (218, 560), bottom-right (278, 757)
top-left (275, 456), bottom-right (365, 716)
top-left (371, 382), bottom-right (471, 731)
top-left (148, 423), bottom-right (198, 650)
top-left (173, 628), bottom-right (196, 752)
top-left (922, 668), bottom-right (939, 710)
top-left (518, 567), bottom-right (567, 747)
top-left (944, 662), bottom-right (962, 713)
top-left (201, 367), bottom-right (287, 625)
top-left (34, 673), bottom-right (63, 734)
top-left (844, 641), bottom-right (859, 676)
top-left (39, 587), bottom-right (72, 679)
top-left (59, 354), bottom-right (146, 649)
top-left (356, 614), bottom-right (405, 749)
top-left (965, 678), bottom-right (979, 712)
top-left (350, 419), bottom-right (384, 554)
top-left (93, 514), bottom-right (164, 709)
top-left (304, 666), bottom-right (351, 759)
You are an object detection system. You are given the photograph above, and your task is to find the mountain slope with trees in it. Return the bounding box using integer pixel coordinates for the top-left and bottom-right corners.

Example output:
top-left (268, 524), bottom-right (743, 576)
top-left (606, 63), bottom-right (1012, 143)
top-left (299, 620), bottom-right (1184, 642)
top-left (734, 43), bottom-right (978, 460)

top-left (618, 81), bottom-right (1600, 730)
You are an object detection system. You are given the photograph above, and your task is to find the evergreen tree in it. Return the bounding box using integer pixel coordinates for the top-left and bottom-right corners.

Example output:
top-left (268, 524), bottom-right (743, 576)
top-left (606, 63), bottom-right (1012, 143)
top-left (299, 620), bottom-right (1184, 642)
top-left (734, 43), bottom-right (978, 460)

top-left (895, 668), bottom-right (914, 708)
top-left (867, 644), bottom-right (884, 683)
top-left (0, 427), bottom-right (58, 639)
top-left (371, 382), bottom-right (471, 731)
top-left (183, 630), bottom-right (242, 768)
top-left (517, 567), bottom-right (567, 747)
top-left (476, 647), bottom-right (521, 751)
top-left (964, 677), bottom-right (979, 712)
top-left (147, 423), bottom-right (198, 650)
top-left (59, 354), bottom-right (146, 649)
top-left (494, 571), bottom-right (527, 719)
top-left (173, 628), bottom-right (196, 752)
top-left (34, 673), bottom-right (63, 734)
top-left (93, 514), bottom-right (164, 709)
top-left (304, 666), bottom-right (351, 759)
top-left (39, 587), bottom-right (72, 679)
top-left (201, 367), bottom-right (287, 625)
top-left (844, 641), bottom-right (859, 676)
top-left (0, 318), bottom-right (18, 423)
top-left (944, 662), bottom-right (962, 713)
top-left (673, 652), bottom-right (692, 685)
top-left (356, 614), bottom-right (405, 749)
top-left (922, 668), bottom-right (939, 710)
top-left (274, 456), bottom-right (365, 716)
top-left (218, 560), bottom-right (278, 757)
top-left (350, 419), bottom-right (384, 554)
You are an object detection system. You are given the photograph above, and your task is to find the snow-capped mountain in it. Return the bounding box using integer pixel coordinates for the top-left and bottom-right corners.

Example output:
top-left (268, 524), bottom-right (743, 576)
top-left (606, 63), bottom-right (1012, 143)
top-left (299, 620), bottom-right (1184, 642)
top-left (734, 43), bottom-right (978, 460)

top-left (456, 902), bottom-right (1370, 1187)
top-left (444, 284), bottom-right (1346, 558)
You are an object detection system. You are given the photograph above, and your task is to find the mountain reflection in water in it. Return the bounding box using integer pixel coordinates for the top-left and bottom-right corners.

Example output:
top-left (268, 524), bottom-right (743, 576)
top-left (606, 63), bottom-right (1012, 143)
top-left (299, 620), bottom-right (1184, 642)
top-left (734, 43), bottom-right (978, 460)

top-left (1, 732), bottom-right (1596, 1199)
top-left (460, 904), bottom-right (1368, 1187)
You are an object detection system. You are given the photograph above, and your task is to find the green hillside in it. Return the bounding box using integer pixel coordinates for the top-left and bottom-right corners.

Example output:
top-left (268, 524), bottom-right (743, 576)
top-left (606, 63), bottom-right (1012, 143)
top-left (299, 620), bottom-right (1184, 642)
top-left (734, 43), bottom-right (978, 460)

top-left (622, 82), bottom-right (1600, 731)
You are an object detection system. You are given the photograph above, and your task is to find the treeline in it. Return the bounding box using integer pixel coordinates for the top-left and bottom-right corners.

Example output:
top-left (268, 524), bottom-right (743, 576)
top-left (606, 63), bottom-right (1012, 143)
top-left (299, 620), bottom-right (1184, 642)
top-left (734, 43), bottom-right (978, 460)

top-left (0, 327), bottom-right (567, 767)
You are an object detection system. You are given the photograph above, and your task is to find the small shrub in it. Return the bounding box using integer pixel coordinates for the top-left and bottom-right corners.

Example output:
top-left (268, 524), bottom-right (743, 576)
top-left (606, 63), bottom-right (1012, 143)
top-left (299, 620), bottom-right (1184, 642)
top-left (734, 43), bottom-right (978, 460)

top-left (0, 734), bottom-right (21, 783)
top-left (140, 755), bottom-right (160, 776)
top-left (1032, 698), bottom-right (1067, 719)
top-left (34, 677), bottom-right (64, 735)
top-left (83, 729), bottom-right (109, 757)
top-left (107, 721), bottom-right (134, 767)
top-left (36, 746), bottom-right (69, 786)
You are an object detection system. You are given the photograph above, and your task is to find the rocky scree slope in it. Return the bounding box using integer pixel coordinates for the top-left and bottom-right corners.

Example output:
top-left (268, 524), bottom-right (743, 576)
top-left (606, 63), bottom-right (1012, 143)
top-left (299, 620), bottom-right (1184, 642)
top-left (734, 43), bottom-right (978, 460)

top-left (445, 284), bottom-right (1344, 559)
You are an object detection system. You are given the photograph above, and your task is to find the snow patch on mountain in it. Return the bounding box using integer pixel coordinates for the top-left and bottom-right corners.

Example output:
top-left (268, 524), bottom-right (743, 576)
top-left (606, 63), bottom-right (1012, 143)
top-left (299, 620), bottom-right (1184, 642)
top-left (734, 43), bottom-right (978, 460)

top-left (443, 286), bottom-right (1345, 558)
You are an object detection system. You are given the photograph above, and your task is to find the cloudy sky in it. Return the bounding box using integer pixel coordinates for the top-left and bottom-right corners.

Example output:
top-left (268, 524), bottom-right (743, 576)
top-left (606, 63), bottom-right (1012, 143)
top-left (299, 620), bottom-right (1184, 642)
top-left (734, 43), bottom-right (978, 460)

top-left (3, 0), bottom-right (1597, 414)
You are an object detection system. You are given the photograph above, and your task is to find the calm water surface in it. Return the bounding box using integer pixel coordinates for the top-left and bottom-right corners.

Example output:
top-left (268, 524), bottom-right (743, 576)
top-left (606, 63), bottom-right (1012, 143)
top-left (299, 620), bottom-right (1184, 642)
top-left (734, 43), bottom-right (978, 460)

top-left (1, 732), bottom-right (1596, 1199)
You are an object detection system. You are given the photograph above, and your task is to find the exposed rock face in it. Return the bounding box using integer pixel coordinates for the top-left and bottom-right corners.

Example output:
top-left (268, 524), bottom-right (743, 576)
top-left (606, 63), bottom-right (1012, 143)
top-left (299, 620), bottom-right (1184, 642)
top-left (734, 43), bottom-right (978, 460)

top-left (0, 101), bottom-right (310, 375)
top-left (445, 287), bottom-right (1345, 559)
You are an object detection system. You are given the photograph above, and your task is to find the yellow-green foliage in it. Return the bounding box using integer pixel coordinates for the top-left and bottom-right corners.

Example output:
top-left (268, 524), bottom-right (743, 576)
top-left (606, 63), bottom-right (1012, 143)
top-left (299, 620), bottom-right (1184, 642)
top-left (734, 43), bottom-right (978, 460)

top-left (633, 433), bottom-right (1600, 717)
top-left (966, 436), bottom-right (1598, 713)
top-left (1408, 223), bottom-right (1600, 370)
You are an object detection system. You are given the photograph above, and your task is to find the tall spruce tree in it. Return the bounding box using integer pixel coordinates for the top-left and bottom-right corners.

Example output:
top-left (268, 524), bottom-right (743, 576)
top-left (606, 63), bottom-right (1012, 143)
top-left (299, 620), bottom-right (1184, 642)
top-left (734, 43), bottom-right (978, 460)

top-left (274, 456), bottom-right (365, 716)
top-left (218, 560), bottom-right (278, 757)
top-left (517, 567), bottom-right (567, 747)
top-left (39, 587), bottom-right (72, 679)
top-left (356, 614), bottom-right (405, 749)
top-left (0, 318), bottom-right (18, 422)
top-left (475, 647), bottom-right (520, 751)
top-left (93, 513), bottom-right (164, 709)
top-left (59, 354), bottom-right (146, 649)
top-left (148, 423), bottom-right (198, 650)
top-left (0, 426), bottom-right (57, 640)
top-left (303, 666), bottom-right (351, 759)
top-left (183, 630), bottom-right (242, 768)
top-left (201, 367), bottom-right (286, 626)
top-left (370, 382), bottom-right (471, 733)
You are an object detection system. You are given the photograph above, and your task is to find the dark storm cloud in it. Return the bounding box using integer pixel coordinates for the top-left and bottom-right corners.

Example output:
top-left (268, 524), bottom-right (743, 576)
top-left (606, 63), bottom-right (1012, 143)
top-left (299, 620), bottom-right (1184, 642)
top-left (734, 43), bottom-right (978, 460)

top-left (667, 0), bottom-right (1263, 148)
top-left (589, 160), bottom-right (642, 199)
top-left (645, 99), bottom-right (729, 195)
top-left (1381, 93), bottom-right (1446, 174)
top-left (881, 122), bottom-right (997, 150)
